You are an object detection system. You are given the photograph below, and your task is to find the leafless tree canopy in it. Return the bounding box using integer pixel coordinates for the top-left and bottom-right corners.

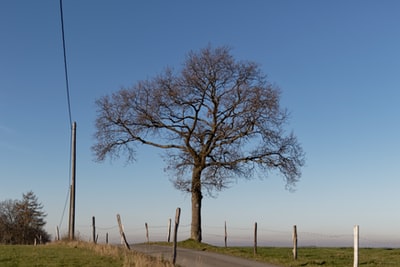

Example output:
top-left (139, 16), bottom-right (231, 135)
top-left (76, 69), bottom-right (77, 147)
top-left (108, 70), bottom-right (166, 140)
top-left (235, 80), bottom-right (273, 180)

top-left (94, 46), bottom-right (304, 191)
top-left (93, 46), bottom-right (304, 241)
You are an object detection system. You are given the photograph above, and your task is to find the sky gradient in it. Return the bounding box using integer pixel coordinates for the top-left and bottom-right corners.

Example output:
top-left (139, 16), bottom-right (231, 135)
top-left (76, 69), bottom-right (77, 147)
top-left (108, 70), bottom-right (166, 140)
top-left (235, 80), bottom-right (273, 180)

top-left (1, 0), bottom-right (400, 247)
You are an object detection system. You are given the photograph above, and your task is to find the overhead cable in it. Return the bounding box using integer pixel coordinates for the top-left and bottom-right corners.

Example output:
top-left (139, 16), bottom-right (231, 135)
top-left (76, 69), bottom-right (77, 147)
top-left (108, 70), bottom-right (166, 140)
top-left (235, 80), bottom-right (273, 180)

top-left (59, 0), bottom-right (73, 126)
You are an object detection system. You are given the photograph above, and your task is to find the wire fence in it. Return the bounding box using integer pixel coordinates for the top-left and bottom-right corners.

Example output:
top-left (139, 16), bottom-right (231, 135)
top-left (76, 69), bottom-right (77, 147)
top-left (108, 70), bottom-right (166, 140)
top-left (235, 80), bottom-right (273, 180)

top-left (57, 218), bottom-right (399, 248)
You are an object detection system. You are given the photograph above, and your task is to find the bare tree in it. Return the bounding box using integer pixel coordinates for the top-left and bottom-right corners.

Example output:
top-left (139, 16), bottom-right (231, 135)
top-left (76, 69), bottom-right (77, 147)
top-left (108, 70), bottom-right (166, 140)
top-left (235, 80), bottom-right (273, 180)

top-left (0, 192), bottom-right (49, 244)
top-left (93, 46), bottom-right (305, 242)
top-left (0, 199), bottom-right (18, 244)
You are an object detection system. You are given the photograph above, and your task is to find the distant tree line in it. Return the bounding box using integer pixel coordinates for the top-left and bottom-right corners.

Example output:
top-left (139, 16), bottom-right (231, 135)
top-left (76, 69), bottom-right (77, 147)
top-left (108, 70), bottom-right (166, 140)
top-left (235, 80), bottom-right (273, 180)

top-left (0, 191), bottom-right (50, 244)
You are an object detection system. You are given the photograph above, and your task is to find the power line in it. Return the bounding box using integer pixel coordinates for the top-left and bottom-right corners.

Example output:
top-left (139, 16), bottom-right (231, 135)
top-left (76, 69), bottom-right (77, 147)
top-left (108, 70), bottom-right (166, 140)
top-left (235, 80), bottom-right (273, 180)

top-left (58, 0), bottom-right (73, 231)
top-left (58, 185), bottom-right (70, 229)
top-left (59, 0), bottom-right (72, 127)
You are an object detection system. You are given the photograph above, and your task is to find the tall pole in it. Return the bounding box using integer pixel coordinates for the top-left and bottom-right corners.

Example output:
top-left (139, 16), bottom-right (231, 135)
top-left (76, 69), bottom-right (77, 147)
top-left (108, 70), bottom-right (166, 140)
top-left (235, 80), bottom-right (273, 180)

top-left (68, 122), bottom-right (76, 240)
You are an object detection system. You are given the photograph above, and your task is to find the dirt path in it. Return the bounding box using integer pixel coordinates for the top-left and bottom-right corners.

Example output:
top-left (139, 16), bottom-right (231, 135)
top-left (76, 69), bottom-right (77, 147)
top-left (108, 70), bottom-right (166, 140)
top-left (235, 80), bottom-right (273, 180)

top-left (132, 244), bottom-right (283, 267)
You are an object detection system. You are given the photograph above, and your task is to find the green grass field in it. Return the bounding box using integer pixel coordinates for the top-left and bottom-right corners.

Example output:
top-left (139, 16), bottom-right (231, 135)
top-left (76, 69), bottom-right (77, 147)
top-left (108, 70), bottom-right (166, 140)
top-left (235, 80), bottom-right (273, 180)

top-left (0, 243), bottom-right (122, 267)
top-left (175, 239), bottom-right (400, 266)
top-left (0, 242), bottom-right (173, 267)
top-left (1, 240), bottom-right (399, 267)
top-left (235, 247), bottom-right (400, 266)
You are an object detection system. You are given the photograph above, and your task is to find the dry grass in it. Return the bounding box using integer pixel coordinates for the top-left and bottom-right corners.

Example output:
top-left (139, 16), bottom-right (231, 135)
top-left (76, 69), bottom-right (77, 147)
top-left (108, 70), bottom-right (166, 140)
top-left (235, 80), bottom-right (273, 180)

top-left (57, 241), bottom-right (175, 267)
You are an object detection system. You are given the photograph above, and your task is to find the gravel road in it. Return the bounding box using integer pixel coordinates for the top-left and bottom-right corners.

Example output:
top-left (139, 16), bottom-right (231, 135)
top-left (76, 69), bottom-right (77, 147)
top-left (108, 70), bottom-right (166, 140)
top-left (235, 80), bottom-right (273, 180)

top-left (132, 244), bottom-right (283, 267)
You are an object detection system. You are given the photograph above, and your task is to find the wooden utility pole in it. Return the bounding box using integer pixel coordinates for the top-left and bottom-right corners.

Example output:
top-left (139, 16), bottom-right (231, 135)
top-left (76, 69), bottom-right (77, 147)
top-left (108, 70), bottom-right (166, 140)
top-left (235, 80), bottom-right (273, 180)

top-left (68, 122), bottom-right (76, 240)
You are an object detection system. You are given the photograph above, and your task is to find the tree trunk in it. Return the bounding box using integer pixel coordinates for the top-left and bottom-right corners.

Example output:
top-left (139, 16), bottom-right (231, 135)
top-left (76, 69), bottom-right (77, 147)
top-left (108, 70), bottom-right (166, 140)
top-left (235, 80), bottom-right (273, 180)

top-left (191, 166), bottom-right (203, 242)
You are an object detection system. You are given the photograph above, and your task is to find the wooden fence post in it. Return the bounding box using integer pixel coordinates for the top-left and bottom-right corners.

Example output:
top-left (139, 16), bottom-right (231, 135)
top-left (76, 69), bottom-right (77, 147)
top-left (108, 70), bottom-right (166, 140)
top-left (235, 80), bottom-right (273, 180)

top-left (172, 207), bottom-right (181, 265)
top-left (224, 221), bottom-right (228, 248)
top-left (92, 216), bottom-right (96, 244)
top-left (354, 225), bottom-right (359, 267)
top-left (293, 225), bottom-right (298, 260)
top-left (116, 214), bottom-right (130, 250)
top-left (55, 226), bottom-right (60, 241)
top-left (167, 218), bottom-right (172, 243)
top-left (106, 232), bottom-right (109, 245)
top-left (145, 222), bottom-right (149, 243)
top-left (254, 222), bottom-right (257, 256)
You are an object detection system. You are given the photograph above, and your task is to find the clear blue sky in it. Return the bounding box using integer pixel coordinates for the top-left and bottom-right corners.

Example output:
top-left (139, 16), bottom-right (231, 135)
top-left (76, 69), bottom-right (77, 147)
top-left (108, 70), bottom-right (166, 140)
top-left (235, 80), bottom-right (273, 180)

top-left (1, 0), bottom-right (400, 247)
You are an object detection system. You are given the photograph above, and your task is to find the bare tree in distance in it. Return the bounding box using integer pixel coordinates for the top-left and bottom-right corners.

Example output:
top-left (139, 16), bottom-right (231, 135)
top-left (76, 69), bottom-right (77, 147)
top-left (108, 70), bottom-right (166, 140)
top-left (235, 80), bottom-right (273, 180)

top-left (93, 45), bottom-right (305, 242)
top-left (0, 192), bottom-right (49, 244)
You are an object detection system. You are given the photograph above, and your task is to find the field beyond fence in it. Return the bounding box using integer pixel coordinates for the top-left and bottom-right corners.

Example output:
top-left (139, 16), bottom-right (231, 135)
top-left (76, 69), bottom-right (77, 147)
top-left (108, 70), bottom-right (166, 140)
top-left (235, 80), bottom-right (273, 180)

top-left (61, 215), bottom-right (398, 248)
top-left (51, 213), bottom-right (400, 266)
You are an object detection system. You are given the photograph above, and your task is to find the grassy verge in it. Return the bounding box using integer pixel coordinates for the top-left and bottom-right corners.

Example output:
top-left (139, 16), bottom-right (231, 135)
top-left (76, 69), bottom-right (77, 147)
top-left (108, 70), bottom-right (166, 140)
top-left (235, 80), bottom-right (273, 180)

top-left (0, 241), bottom-right (174, 267)
top-left (3, 240), bottom-right (399, 267)
top-left (168, 239), bottom-right (400, 267)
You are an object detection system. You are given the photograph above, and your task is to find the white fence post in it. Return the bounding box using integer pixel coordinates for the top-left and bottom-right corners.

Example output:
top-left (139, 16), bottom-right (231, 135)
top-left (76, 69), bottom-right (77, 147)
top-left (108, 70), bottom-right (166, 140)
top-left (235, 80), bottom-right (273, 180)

top-left (354, 225), bottom-right (359, 267)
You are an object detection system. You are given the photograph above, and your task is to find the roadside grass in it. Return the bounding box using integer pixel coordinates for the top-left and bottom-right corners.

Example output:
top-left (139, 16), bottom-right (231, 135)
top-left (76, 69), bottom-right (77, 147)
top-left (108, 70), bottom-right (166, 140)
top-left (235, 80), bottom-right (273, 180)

top-left (0, 241), bottom-right (175, 267)
top-left (167, 239), bottom-right (400, 267)
top-left (3, 240), bottom-right (399, 267)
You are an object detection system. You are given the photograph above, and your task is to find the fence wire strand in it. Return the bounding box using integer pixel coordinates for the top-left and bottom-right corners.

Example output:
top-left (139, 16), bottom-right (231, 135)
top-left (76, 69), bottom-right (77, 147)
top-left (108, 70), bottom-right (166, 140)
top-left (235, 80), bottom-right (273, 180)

top-left (67, 220), bottom-right (398, 248)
